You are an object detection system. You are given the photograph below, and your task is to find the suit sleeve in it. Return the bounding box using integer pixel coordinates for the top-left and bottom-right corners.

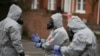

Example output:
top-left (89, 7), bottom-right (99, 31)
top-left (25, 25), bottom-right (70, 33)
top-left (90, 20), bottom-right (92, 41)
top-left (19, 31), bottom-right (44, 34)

top-left (9, 25), bottom-right (24, 53)
top-left (42, 31), bottom-right (68, 51)
top-left (61, 34), bottom-right (87, 56)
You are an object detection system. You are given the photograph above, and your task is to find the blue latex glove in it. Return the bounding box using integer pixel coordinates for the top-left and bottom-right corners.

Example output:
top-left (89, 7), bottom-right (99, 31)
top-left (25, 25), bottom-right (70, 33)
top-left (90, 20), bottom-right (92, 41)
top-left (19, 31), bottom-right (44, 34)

top-left (35, 43), bottom-right (42, 48)
top-left (32, 34), bottom-right (41, 43)
top-left (54, 45), bottom-right (62, 56)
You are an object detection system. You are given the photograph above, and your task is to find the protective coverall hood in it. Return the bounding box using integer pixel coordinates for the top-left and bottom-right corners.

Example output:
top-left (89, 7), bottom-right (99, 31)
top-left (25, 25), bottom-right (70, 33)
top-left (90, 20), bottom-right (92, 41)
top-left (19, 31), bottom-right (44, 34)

top-left (51, 13), bottom-right (63, 29)
top-left (7, 4), bottom-right (22, 21)
top-left (67, 16), bottom-right (86, 32)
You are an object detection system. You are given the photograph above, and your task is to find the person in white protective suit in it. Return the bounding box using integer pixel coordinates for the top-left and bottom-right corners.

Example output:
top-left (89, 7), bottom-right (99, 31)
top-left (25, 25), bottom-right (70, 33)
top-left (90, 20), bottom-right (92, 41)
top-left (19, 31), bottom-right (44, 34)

top-left (0, 4), bottom-right (25, 56)
top-left (32, 13), bottom-right (69, 56)
top-left (53, 14), bottom-right (97, 56)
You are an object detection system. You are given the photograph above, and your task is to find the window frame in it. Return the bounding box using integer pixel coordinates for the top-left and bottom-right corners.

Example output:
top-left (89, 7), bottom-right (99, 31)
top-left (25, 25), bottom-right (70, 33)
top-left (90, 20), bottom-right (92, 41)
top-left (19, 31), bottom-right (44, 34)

top-left (76, 0), bottom-right (86, 14)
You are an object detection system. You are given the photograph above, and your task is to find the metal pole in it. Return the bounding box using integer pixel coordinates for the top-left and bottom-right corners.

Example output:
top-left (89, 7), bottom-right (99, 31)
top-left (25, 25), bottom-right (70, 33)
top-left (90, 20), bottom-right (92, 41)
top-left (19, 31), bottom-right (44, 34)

top-left (97, 0), bottom-right (100, 25)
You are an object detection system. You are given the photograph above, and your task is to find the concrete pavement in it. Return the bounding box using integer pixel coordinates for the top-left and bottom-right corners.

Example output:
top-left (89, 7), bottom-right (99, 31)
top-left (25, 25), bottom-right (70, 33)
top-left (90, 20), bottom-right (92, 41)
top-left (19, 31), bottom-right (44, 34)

top-left (22, 39), bottom-right (45, 56)
top-left (22, 39), bottom-right (100, 56)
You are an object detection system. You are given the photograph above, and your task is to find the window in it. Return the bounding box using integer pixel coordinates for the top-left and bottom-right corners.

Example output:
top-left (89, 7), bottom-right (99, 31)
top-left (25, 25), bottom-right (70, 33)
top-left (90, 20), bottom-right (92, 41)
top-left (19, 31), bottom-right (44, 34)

top-left (76, 0), bottom-right (86, 14)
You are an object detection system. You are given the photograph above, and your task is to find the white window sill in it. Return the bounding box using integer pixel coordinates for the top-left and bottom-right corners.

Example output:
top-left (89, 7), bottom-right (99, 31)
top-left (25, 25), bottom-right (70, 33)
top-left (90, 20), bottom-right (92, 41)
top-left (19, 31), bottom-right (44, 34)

top-left (75, 10), bottom-right (86, 14)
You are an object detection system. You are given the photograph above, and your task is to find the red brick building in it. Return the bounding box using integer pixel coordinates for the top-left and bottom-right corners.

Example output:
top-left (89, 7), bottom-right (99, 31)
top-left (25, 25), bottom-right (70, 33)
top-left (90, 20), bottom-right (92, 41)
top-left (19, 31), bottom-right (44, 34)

top-left (0, 0), bottom-right (99, 25)
top-left (28, 0), bottom-right (100, 25)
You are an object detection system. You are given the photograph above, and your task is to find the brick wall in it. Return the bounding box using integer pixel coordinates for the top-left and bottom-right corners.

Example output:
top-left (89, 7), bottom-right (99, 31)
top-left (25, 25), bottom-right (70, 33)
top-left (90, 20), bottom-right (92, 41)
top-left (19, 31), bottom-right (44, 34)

top-left (22, 10), bottom-right (68, 39)
top-left (22, 10), bottom-right (50, 39)
top-left (73, 0), bottom-right (99, 25)
top-left (39, 0), bottom-right (48, 9)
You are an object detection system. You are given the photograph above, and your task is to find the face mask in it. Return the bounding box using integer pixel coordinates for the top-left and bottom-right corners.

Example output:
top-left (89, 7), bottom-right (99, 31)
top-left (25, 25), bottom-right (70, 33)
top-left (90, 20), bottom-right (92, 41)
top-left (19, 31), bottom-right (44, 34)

top-left (17, 18), bottom-right (23, 25)
top-left (47, 18), bottom-right (54, 30)
top-left (67, 28), bottom-right (74, 41)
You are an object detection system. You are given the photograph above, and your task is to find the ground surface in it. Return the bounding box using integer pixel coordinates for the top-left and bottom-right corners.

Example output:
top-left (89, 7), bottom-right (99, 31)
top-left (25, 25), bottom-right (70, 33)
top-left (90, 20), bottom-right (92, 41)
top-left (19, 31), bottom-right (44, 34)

top-left (22, 39), bottom-right (100, 56)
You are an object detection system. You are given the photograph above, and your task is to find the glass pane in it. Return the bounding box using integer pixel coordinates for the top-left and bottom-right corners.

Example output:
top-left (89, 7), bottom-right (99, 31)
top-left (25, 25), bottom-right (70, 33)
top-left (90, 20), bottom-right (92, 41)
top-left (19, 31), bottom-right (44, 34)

top-left (78, 0), bottom-right (81, 2)
top-left (83, 0), bottom-right (86, 2)
top-left (78, 3), bottom-right (80, 10)
top-left (83, 4), bottom-right (85, 10)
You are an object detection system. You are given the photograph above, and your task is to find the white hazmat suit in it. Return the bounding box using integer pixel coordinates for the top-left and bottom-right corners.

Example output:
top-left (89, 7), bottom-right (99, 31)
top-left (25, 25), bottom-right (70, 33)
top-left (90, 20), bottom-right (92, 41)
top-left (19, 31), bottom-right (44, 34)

top-left (42, 13), bottom-right (69, 56)
top-left (0, 4), bottom-right (24, 56)
top-left (60, 16), bottom-right (97, 56)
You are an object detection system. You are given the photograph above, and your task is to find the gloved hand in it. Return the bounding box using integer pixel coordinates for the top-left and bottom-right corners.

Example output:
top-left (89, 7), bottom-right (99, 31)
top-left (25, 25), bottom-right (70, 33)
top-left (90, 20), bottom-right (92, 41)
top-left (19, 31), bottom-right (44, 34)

top-left (19, 52), bottom-right (25, 56)
top-left (54, 45), bottom-right (62, 56)
top-left (35, 43), bottom-right (42, 48)
top-left (32, 34), bottom-right (41, 43)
